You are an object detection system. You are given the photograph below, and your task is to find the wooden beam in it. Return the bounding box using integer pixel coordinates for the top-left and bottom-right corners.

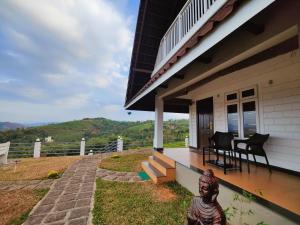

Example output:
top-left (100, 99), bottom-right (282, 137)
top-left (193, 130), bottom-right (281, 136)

top-left (174, 73), bottom-right (184, 80)
top-left (133, 68), bottom-right (152, 74)
top-left (164, 89), bottom-right (188, 101)
top-left (159, 83), bottom-right (168, 89)
top-left (244, 22), bottom-right (265, 35)
top-left (198, 56), bottom-right (213, 64)
top-left (165, 98), bottom-right (192, 106)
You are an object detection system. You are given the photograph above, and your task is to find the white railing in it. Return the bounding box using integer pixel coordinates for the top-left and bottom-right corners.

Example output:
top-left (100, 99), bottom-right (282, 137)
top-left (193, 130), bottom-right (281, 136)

top-left (153, 0), bottom-right (225, 75)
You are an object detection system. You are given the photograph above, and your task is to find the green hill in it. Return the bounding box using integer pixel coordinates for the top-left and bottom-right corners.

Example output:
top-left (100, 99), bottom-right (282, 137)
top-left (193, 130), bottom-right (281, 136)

top-left (0, 118), bottom-right (188, 147)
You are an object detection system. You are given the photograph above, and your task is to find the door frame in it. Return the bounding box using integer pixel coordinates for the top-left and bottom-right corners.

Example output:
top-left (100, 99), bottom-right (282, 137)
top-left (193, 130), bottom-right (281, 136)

top-left (196, 96), bottom-right (214, 150)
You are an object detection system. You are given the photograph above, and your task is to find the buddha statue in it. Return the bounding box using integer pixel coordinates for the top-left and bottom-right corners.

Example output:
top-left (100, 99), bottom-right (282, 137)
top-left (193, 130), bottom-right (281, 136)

top-left (186, 169), bottom-right (226, 225)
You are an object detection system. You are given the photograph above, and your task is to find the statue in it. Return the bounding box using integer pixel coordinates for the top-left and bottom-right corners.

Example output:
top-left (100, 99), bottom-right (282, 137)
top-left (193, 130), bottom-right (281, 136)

top-left (186, 169), bottom-right (226, 225)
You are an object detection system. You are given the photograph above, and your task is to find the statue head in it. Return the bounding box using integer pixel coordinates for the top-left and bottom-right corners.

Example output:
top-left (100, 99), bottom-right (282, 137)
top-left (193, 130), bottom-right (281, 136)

top-left (199, 169), bottom-right (219, 203)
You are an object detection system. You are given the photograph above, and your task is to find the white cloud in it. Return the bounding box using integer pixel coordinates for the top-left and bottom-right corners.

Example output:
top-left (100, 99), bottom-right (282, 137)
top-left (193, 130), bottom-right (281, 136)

top-left (103, 104), bottom-right (121, 114)
top-left (7, 28), bottom-right (38, 52)
top-left (0, 0), bottom-right (172, 122)
top-left (54, 93), bottom-right (90, 108)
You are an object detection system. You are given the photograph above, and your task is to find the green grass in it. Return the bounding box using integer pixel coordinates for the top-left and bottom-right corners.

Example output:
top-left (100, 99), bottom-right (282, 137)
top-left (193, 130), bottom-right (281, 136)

top-left (164, 141), bottom-right (186, 148)
top-left (93, 179), bottom-right (193, 225)
top-left (8, 189), bottom-right (49, 225)
top-left (99, 152), bottom-right (151, 172)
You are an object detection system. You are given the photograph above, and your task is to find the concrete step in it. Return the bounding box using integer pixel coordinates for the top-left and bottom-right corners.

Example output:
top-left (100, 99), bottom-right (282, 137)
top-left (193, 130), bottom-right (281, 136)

top-left (148, 156), bottom-right (175, 179)
top-left (153, 151), bottom-right (176, 168)
top-left (141, 161), bottom-right (164, 184)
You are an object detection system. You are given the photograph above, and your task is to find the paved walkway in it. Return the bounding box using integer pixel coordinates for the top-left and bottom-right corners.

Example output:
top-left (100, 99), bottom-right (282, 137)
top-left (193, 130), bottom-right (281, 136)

top-left (22, 150), bottom-right (148, 225)
top-left (0, 179), bottom-right (54, 191)
top-left (24, 156), bottom-right (99, 225)
top-left (96, 168), bottom-right (142, 182)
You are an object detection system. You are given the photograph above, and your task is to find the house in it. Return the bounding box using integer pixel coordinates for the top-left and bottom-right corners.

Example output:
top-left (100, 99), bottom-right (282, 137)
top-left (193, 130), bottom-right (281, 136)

top-left (125, 0), bottom-right (300, 224)
top-left (45, 136), bottom-right (53, 143)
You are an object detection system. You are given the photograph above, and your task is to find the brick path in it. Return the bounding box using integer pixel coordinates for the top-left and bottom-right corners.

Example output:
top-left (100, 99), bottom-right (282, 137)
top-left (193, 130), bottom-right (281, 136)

top-left (0, 179), bottom-right (54, 190)
top-left (96, 168), bottom-right (142, 182)
top-left (24, 156), bottom-right (99, 225)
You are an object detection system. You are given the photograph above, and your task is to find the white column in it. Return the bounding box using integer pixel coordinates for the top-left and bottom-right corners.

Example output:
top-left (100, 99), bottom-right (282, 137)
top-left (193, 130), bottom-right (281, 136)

top-left (185, 136), bottom-right (189, 147)
top-left (153, 96), bottom-right (164, 150)
top-left (80, 138), bottom-right (85, 156)
top-left (117, 136), bottom-right (123, 152)
top-left (34, 138), bottom-right (41, 158)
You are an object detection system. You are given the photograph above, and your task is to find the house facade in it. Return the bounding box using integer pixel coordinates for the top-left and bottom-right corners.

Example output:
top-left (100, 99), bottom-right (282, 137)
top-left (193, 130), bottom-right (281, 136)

top-left (125, 0), bottom-right (300, 224)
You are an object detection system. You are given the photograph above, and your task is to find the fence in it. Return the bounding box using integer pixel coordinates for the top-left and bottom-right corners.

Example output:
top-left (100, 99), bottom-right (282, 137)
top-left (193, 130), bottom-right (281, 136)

top-left (7, 137), bottom-right (124, 159)
top-left (6, 136), bottom-right (190, 159)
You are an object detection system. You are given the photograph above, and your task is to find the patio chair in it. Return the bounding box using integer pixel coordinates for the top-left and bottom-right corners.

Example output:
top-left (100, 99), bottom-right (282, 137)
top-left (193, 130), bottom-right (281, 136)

top-left (234, 133), bottom-right (271, 173)
top-left (203, 131), bottom-right (234, 174)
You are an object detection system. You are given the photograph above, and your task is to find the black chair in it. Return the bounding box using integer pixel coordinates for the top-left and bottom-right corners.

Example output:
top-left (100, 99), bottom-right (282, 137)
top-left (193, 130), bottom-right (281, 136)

top-left (203, 131), bottom-right (234, 174)
top-left (234, 133), bottom-right (271, 173)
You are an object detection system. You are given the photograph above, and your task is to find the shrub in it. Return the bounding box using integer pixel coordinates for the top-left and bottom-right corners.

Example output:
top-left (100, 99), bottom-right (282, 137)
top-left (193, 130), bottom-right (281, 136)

top-left (47, 170), bottom-right (60, 179)
top-left (111, 154), bottom-right (120, 159)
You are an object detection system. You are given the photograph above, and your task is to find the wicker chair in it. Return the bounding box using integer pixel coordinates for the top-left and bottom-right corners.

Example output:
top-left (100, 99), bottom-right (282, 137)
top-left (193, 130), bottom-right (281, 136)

top-left (234, 133), bottom-right (271, 173)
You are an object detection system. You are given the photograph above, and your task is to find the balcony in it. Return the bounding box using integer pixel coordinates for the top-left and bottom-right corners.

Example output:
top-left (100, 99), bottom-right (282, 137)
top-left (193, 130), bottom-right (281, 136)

top-left (152, 0), bottom-right (228, 76)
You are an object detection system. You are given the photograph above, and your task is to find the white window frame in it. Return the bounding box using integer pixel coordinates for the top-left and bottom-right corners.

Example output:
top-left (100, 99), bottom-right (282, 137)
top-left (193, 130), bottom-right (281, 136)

top-left (225, 102), bottom-right (241, 137)
top-left (225, 85), bottom-right (259, 138)
top-left (240, 98), bottom-right (259, 138)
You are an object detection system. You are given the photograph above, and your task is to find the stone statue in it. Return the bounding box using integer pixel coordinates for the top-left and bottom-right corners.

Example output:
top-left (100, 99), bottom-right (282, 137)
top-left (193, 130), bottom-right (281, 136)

top-left (186, 169), bottom-right (226, 225)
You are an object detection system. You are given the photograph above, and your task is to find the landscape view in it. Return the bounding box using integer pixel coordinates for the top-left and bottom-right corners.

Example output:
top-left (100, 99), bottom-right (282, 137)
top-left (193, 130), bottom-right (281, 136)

top-left (1, 0), bottom-right (300, 225)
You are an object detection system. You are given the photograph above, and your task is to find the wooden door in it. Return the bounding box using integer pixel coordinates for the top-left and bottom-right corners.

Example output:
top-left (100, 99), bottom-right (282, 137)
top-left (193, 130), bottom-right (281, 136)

top-left (197, 97), bottom-right (214, 149)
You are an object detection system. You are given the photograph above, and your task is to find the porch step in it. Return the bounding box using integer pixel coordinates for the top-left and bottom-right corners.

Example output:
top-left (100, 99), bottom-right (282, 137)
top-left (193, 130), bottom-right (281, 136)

top-left (148, 156), bottom-right (175, 179)
top-left (153, 151), bottom-right (176, 168)
top-left (141, 161), bottom-right (167, 184)
top-left (141, 151), bottom-right (176, 185)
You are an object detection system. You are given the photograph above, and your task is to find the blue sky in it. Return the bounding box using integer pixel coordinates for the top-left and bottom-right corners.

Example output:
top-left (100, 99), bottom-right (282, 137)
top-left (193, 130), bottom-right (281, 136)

top-left (0, 0), bottom-right (187, 123)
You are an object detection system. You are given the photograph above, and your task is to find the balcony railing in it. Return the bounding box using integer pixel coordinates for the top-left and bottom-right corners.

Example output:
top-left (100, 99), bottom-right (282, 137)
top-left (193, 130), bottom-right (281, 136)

top-left (153, 0), bottom-right (226, 75)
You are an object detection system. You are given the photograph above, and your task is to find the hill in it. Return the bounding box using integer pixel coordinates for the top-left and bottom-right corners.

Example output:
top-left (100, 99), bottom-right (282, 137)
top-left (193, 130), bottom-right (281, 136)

top-left (0, 118), bottom-right (188, 147)
top-left (0, 122), bottom-right (25, 131)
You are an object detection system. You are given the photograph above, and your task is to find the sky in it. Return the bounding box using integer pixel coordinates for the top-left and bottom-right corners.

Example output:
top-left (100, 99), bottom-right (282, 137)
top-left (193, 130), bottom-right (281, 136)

top-left (0, 0), bottom-right (188, 123)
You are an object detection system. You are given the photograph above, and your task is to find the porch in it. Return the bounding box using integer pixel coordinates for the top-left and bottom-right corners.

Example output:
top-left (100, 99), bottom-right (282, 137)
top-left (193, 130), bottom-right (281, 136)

top-left (163, 147), bottom-right (300, 224)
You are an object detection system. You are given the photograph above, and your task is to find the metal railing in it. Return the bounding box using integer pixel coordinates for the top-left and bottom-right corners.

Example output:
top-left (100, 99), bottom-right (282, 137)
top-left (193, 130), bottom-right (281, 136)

top-left (6, 139), bottom-right (119, 158)
top-left (8, 142), bottom-right (34, 158)
top-left (85, 141), bottom-right (117, 154)
top-left (154, 0), bottom-right (222, 73)
top-left (41, 142), bottom-right (81, 157)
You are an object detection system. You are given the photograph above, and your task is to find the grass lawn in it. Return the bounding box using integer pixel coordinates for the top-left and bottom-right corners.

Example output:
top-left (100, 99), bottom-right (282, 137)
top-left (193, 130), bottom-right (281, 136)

top-left (93, 179), bottom-right (193, 225)
top-left (164, 141), bottom-right (186, 148)
top-left (99, 152), bottom-right (151, 172)
top-left (0, 189), bottom-right (48, 225)
top-left (0, 156), bottom-right (81, 181)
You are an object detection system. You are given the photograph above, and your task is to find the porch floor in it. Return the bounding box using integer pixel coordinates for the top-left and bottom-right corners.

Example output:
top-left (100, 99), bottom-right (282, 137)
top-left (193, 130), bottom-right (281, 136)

top-left (163, 148), bottom-right (300, 217)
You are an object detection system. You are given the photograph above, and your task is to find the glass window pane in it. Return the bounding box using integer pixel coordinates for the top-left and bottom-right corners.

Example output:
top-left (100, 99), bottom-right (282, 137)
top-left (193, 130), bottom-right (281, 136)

top-left (226, 93), bottom-right (237, 101)
top-left (242, 88), bottom-right (255, 98)
top-left (227, 104), bottom-right (239, 137)
top-left (243, 101), bottom-right (256, 137)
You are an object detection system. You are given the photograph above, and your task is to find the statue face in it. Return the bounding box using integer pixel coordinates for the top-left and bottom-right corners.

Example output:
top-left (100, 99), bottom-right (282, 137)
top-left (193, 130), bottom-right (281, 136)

top-left (199, 179), bottom-right (211, 199)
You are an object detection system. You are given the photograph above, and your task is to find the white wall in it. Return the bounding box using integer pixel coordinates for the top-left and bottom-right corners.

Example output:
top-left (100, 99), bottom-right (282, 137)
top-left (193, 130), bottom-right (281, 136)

top-left (188, 49), bottom-right (300, 172)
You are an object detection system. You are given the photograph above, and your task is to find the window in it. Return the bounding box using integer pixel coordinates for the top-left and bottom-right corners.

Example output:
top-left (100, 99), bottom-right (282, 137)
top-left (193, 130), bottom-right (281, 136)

top-left (225, 91), bottom-right (238, 103)
top-left (225, 86), bottom-right (258, 138)
top-left (226, 93), bottom-right (238, 101)
top-left (242, 101), bottom-right (257, 137)
top-left (227, 104), bottom-right (239, 137)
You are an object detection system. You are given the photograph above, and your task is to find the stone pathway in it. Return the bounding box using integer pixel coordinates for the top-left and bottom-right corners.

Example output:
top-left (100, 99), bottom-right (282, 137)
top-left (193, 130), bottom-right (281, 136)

top-left (96, 168), bottom-right (142, 182)
top-left (0, 179), bottom-right (54, 191)
top-left (24, 156), bottom-right (99, 225)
